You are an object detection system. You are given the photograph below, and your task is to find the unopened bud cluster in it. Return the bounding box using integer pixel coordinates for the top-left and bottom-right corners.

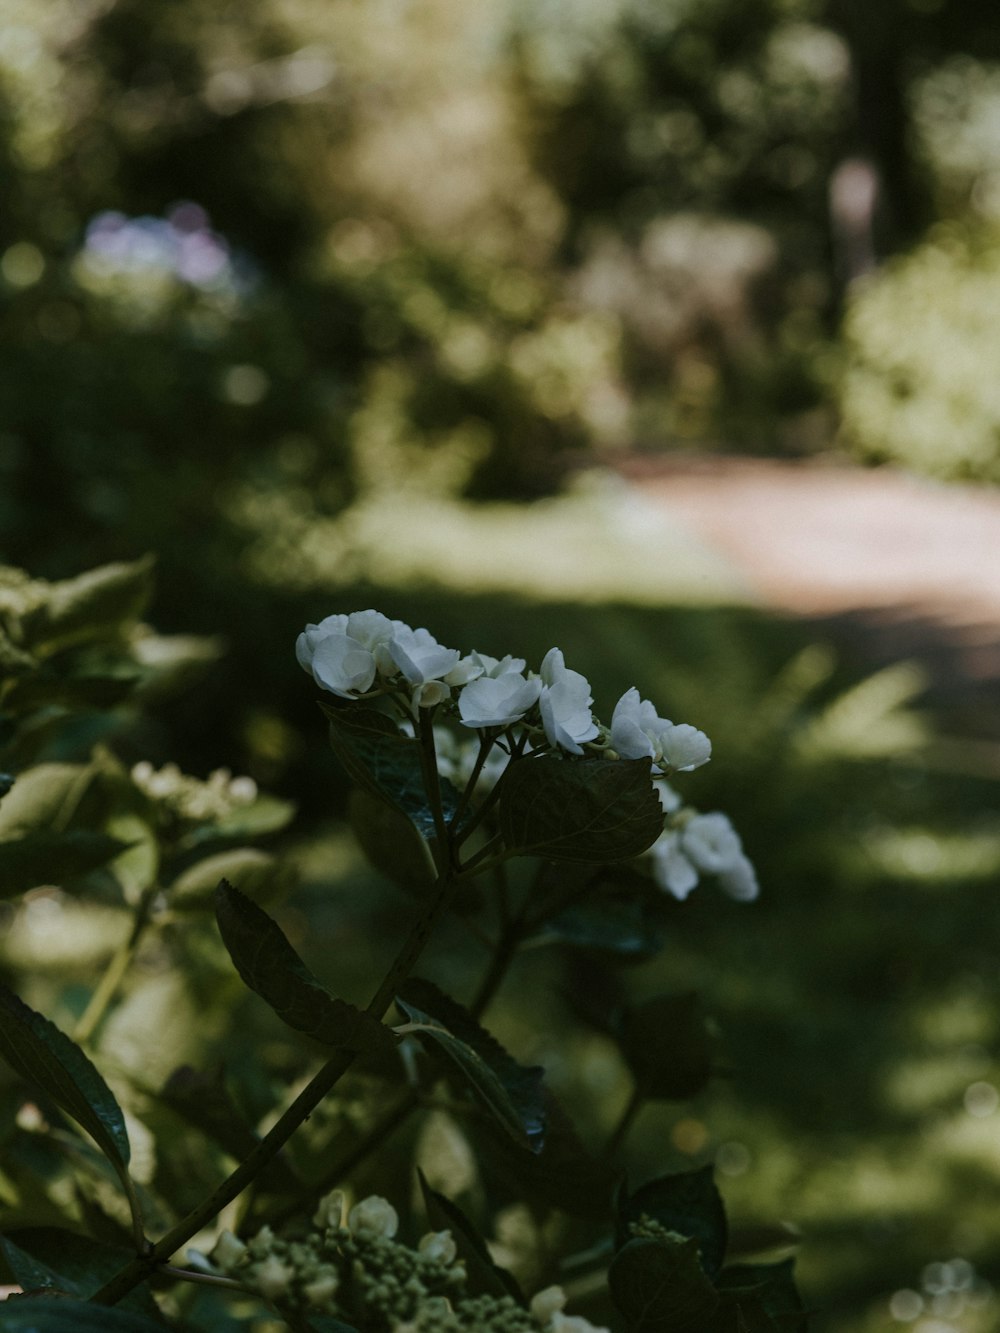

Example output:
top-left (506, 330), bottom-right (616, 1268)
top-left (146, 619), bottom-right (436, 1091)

top-left (130, 761), bottom-right (258, 826)
top-left (211, 1191), bottom-right (608, 1331)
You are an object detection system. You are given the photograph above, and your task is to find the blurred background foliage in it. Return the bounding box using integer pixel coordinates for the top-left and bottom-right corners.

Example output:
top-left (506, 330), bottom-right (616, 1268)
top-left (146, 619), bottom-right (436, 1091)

top-left (2, 1), bottom-right (1000, 1330)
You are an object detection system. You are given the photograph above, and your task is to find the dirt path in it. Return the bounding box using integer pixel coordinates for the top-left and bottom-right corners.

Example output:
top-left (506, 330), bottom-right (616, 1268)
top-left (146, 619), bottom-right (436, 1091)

top-left (618, 454), bottom-right (1000, 737)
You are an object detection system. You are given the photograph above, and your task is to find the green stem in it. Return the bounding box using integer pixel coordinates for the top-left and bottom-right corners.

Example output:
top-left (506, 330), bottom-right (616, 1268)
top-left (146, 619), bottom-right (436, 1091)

top-left (92, 865), bottom-right (461, 1307)
top-left (255, 1088), bottom-right (420, 1233)
top-left (416, 709), bottom-right (451, 875)
top-left (448, 730), bottom-right (498, 834)
top-left (469, 924), bottom-right (522, 1020)
top-left (456, 834), bottom-right (506, 879)
top-left (75, 884), bottom-right (161, 1045)
top-left (450, 731), bottom-right (529, 850)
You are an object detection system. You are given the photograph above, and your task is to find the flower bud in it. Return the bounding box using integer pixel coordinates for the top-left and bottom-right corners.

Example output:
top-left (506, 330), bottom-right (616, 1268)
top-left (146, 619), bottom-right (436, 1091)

top-left (418, 1230), bottom-right (457, 1264)
top-left (348, 1194), bottom-right (399, 1240)
top-left (209, 1230), bottom-right (247, 1271)
top-left (313, 1189), bottom-right (346, 1231)
top-left (254, 1254), bottom-right (294, 1300)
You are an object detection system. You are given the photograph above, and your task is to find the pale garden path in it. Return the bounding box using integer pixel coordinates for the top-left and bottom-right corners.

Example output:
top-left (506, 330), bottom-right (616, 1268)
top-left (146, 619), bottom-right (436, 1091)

top-left (618, 453), bottom-right (1000, 752)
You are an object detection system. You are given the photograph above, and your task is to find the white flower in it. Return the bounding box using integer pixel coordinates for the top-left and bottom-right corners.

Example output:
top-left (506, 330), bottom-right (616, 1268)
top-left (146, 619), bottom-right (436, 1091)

top-left (209, 1230), bottom-right (247, 1270)
top-left (552, 1316), bottom-right (611, 1333)
top-left (659, 722), bottom-right (712, 772)
top-left (303, 1272), bottom-right (340, 1307)
top-left (530, 1286), bottom-right (567, 1323)
top-left (459, 672), bottom-right (542, 728)
top-left (530, 1291), bottom-right (610, 1333)
top-left (551, 1316), bottom-right (611, 1333)
top-left (649, 830), bottom-right (700, 900)
top-left (418, 1230), bottom-right (458, 1264)
top-left (538, 648), bottom-right (599, 755)
top-left (348, 1195), bottom-right (399, 1239)
top-left (388, 625), bottom-right (461, 687)
top-left (718, 852), bottom-right (759, 902)
top-left (296, 610), bottom-right (399, 699)
top-left (412, 679), bottom-right (452, 709)
top-left (313, 1189), bottom-right (345, 1231)
top-left (610, 688), bottom-right (710, 772)
top-left (653, 779), bottom-right (682, 813)
top-left (254, 1255), bottom-right (294, 1300)
top-left (680, 812), bottom-right (743, 874)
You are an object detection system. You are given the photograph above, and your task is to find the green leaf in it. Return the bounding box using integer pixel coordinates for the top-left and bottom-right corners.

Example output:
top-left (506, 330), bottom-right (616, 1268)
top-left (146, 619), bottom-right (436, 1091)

top-left (534, 879), bottom-right (666, 959)
top-left (321, 704), bottom-right (460, 841)
top-left (498, 757), bottom-right (662, 863)
top-left (608, 1237), bottom-right (720, 1333)
top-left (417, 1169), bottom-right (524, 1304)
top-left (0, 831), bottom-right (129, 898)
top-left (0, 1230), bottom-right (162, 1319)
top-left (0, 1297), bottom-right (164, 1332)
top-left (214, 881), bottom-right (394, 1053)
top-left (617, 1166), bottom-right (728, 1280)
top-left (616, 993), bottom-right (714, 1100)
top-left (396, 978), bottom-right (545, 1153)
top-left (717, 1259), bottom-right (808, 1332)
top-left (348, 789), bottom-right (434, 893)
top-left (0, 764), bottom-right (96, 838)
top-left (171, 848), bottom-right (293, 911)
top-left (178, 795), bottom-right (296, 852)
top-left (0, 987), bottom-right (130, 1180)
top-left (20, 558), bottom-right (154, 654)
top-left (484, 1086), bottom-right (616, 1216)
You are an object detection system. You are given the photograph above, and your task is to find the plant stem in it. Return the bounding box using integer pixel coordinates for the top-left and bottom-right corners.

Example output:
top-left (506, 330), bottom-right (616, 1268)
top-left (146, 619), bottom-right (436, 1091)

top-left (74, 884), bottom-right (160, 1045)
top-left (603, 1085), bottom-right (643, 1159)
top-left (470, 917), bottom-right (524, 1020)
top-left (448, 728), bottom-right (502, 835)
top-left (416, 709), bottom-right (451, 874)
top-left (92, 865), bottom-right (460, 1308)
top-left (256, 1088), bottom-right (420, 1233)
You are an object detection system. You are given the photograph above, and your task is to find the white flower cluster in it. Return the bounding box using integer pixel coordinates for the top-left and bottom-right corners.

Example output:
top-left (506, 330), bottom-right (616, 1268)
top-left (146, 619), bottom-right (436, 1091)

top-left (648, 783), bottom-right (758, 903)
top-left (295, 611), bottom-right (710, 775)
top-left (298, 610), bottom-right (758, 904)
top-left (210, 1190), bottom-right (608, 1331)
top-left (130, 761), bottom-right (258, 824)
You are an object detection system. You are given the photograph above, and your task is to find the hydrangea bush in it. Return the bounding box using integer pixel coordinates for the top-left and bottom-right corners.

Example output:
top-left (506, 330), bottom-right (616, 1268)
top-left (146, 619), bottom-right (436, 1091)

top-left (0, 574), bottom-right (805, 1332)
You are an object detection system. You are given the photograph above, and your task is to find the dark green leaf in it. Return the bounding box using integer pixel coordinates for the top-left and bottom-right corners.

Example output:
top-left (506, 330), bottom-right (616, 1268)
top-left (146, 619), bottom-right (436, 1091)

top-left (499, 757), bottom-right (662, 863)
top-left (396, 978), bottom-right (545, 1153)
top-left (321, 704), bottom-right (460, 841)
top-left (608, 1237), bottom-right (720, 1333)
top-left (617, 1166), bottom-right (728, 1279)
top-left (215, 881), bottom-right (394, 1054)
top-left (348, 789), bottom-right (434, 893)
top-left (718, 1259), bottom-right (808, 1331)
top-left (483, 1086), bottom-right (615, 1216)
top-left (616, 993), bottom-right (713, 1100)
top-left (705, 1293), bottom-right (780, 1332)
top-left (0, 831), bottom-right (130, 899)
top-left (0, 1231), bottom-right (162, 1319)
top-left (536, 888), bottom-right (666, 959)
top-left (0, 987), bottom-right (130, 1178)
top-left (417, 1169), bottom-right (524, 1304)
top-left (0, 1296), bottom-right (164, 1332)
